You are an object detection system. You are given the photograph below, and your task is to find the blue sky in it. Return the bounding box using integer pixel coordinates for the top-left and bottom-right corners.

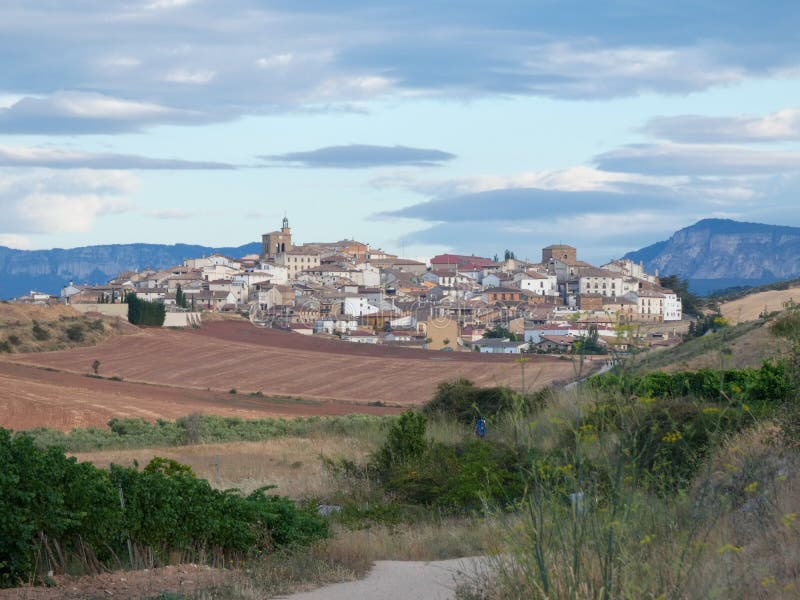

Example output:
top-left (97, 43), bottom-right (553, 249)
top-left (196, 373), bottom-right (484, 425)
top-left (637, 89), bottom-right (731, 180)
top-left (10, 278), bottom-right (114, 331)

top-left (1, 0), bottom-right (800, 264)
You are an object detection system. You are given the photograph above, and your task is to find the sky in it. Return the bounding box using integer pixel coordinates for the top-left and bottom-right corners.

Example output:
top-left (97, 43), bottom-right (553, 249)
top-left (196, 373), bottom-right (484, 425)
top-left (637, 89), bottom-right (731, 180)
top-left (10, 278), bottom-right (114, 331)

top-left (2, 0), bottom-right (800, 264)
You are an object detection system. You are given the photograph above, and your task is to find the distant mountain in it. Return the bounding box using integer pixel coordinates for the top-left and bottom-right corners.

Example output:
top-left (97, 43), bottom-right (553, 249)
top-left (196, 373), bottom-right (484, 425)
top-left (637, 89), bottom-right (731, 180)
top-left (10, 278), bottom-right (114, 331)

top-left (625, 219), bottom-right (800, 295)
top-left (0, 242), bottom-right (261, 299)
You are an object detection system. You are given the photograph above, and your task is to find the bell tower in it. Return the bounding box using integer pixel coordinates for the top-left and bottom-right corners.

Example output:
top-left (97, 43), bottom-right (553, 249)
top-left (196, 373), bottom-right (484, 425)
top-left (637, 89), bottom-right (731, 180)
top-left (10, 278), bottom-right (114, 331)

top-left (261, 217), bottom-right (293, 260)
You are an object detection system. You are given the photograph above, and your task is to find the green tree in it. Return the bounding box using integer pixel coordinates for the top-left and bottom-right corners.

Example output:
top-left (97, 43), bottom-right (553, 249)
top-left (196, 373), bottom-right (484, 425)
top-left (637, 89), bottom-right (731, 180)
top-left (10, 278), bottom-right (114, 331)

top-left (659, 274), bottom-right (704, 316)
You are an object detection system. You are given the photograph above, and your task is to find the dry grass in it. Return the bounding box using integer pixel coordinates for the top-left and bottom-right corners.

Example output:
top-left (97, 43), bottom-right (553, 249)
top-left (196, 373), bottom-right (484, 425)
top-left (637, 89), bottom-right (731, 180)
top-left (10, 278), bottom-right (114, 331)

top-left (0, 303), bottom-right (79, 325)
top-left (73, 435), bottom-right (382, 499)
top-left (324, 518), bottom-right (501, 564)
top-left (721, 288), bottom-right (800, 325)
top-left (463, 424), bottom-right (800, 599)
top-left (0, 303), bottom-right (132, 354)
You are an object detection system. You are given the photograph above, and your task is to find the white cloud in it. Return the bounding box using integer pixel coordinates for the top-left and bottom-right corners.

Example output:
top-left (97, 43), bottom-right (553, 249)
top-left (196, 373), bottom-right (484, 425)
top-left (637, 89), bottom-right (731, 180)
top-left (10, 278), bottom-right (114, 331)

top-left (0, 169), bottom-right (137, 235)
top-left (256, 53), bottom-right (294, 69)
top-left (164, 69), bottom-right (217, 84)
top-left (643, 108), bottom-right (800, 143)
top-left (595, 143), bottom-right (800, 175)
top-left (0, 91), bottom-right (199, 134)
top-left (0, 234), bottom-right (33, 249)
top-left (0, 144), bottom-right (235, 170)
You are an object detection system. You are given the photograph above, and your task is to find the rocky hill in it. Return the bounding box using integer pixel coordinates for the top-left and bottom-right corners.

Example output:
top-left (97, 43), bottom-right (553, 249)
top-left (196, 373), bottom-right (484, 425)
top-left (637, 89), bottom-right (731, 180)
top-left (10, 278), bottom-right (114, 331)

top-left (625, 219), bottom-right (800, 294)
top-left (0, 242), bottom-right (261, 299)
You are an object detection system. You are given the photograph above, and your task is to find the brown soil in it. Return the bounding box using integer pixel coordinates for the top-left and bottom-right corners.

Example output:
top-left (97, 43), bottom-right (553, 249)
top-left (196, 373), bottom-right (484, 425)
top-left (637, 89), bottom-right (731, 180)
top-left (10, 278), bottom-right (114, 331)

top-left (0, 321), bottom-right (575, 431)
top-left (0, 564), bottom-right (229, 600)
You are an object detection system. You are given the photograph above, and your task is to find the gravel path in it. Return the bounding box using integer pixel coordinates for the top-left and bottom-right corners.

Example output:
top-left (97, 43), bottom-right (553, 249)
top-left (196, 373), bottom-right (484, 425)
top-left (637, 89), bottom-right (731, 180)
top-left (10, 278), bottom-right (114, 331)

top-left (280, 557), bottom-right (488, 600)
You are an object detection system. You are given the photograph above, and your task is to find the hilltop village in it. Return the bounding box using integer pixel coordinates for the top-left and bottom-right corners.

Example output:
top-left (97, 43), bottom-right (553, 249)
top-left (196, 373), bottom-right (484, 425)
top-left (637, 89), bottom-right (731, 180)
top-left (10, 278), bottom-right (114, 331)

top-left (23, 218), bottom-right (684, 353)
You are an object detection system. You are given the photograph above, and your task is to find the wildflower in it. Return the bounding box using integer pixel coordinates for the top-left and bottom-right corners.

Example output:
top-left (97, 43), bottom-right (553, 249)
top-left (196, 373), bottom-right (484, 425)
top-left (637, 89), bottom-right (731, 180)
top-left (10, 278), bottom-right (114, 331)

top-left (744, 481), bottom-right (758, 493)
top-left (662, 431), bottom-right (682, 443)
top-left (730, 384), bottom-right (742, 394)
top-left (716, 544), bottom-right (743, 554)
top-left (776, 474), bottom-right (788, 482)
top-left (742, 403), bottom-right (751, 412)
top-left (702, 407), bottom-right (721, 414)
top-left (723, 463), bottom-right (739, 473)
top-left (640, 534), bottom-right (655, 546)
top-left (781, 513), bottom-right (797, 527)
top-left (760, 576), bottom-right (776, 587)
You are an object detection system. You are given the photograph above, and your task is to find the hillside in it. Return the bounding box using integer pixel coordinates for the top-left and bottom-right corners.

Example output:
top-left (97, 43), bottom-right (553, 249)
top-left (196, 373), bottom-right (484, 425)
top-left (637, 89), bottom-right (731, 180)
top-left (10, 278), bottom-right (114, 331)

top-left (0, 241), bottom-right (262, 299)
top-left (632, 316), bottom-right (788, 373)
top-left (719, 286), bottom-right (800, 325)
top-left (625, 218), bottom-right (800, 294)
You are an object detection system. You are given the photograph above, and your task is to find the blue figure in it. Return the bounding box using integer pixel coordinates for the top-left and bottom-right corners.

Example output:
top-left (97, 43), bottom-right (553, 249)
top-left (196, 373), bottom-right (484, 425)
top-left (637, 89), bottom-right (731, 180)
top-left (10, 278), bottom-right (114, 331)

top-left (475, 417), bottom-right (487, 439)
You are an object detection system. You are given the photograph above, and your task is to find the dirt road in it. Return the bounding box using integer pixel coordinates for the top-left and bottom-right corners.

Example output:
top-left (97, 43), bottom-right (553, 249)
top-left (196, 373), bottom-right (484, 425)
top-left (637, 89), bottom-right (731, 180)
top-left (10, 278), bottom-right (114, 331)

top-left (281, 557), bottom-right (488, 600)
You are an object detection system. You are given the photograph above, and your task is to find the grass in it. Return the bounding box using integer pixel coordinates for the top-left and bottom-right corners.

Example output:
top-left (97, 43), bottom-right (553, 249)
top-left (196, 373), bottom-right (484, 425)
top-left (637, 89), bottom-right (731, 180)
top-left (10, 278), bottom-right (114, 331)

top-left (629, 317), bottom-right (787, 372)
top-left (0, 303), bottom-right (132, 354)
top-left (22, 413), bottom-right (393, 453)
top-left (73, 435), bottom-right (381, 499)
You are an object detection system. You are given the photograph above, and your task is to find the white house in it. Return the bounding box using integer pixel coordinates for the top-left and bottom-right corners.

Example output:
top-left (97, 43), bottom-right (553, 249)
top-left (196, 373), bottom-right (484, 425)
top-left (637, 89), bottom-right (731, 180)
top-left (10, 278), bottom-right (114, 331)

top-left (342, 330), bottom-right (379, 344)
top-left (662, 290), bottom-right (683, 321)
top-left (471, 339), bottom-right (530, 354)
top-left (578, 268), bottom-right (625, 298)
top-left (515, 271), bottom-right (558, 296)
top-left (343, 295), bottom-right (380, 317)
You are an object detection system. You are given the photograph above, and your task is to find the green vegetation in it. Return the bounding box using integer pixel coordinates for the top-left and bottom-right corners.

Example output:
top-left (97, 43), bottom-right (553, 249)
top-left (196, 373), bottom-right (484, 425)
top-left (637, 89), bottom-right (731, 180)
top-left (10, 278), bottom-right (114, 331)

top-left (31, 320), bottom-right (50, 341)
top-left (21, 414), bottom-right (392, 453)
top-left (0, 429), bottom-right (327, 587)
top-left (589, 362), bottom-right (789, 411)
top-left (660, 274), bottom-right (704, 315)
top-left (424, 378), bottom-right (546, 423)
top-left (125, 292), bottom-right (166, 326)
top-left (483, 325), bottom-right (522, 341)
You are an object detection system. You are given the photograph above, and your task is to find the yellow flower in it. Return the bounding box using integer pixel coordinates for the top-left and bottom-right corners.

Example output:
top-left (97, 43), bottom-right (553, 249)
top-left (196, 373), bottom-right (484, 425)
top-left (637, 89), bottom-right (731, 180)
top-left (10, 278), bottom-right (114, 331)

top-left (640, 534), bottom-right (655, 545)
top-left (760, 576), bottom-right (776, 587)
top-left (744, 481), bottom-right (758, 493)
top-left (717, 544), bottom-right (743, 554)
top-left (742, 403), bottom-right (751, 412)
top-left (662, 431), bottom-right (682, 443)
top-left (781, 513), bottom-right (797, 527)
top-left (702, 407), bottom-right (721, 414)
top-left (776, 474), bottom-right (788, 482)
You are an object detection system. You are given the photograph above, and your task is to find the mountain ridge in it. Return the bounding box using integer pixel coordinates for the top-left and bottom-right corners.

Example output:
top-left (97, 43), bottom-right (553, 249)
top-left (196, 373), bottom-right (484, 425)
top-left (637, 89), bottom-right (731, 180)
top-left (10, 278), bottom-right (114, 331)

top-left (625, 218), bottom-right (800, 294)
top-left (0, 242), bottom-right (261, 299)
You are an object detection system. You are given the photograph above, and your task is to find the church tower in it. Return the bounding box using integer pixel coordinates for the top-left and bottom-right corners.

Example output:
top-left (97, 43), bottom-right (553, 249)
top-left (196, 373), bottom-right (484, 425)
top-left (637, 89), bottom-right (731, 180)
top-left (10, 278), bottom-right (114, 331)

top-left (261, 217), bottom-right (293, 260)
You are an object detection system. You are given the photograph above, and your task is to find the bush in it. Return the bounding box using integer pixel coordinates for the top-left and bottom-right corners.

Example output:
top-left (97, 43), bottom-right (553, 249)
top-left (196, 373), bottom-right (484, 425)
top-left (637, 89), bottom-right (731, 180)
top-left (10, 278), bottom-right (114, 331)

top-left (7, 335), bottom-right (21, 346)
top-left (31, 321), bottom-right (49, 341)
top-left (65, 324), bottom-right (85, 342)
top-left (0, 340), bottom-right (11, 353)
top-left (373, 411), bottom-right (427, 473)
top-left (0, 430), bottom-right (328, 586)
top-left (424, 379), bottom-right (546, 423)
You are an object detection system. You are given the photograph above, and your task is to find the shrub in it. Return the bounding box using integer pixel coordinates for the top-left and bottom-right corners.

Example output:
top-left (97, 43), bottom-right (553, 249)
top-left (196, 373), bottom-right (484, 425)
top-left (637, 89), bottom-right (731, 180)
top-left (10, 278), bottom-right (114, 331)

top-left (31, 321), bottom-right (49, 341)
top-left (424, 379), bottom-right (546, 423)
top-left (0, 340), bottom-right (11, 353)
top-left (7, 335), bottom-right (21, 346)
top-left (65, 324), bottom-right (85, 342)
top-left (0, 431), bottom-right (328, 586)
top-left (373, 411), bottom-right (428, 473)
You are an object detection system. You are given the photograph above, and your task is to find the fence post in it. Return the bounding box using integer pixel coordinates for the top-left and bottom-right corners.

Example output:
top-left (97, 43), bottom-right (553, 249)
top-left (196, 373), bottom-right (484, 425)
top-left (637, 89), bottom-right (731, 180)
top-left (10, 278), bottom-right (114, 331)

top-left (118, 486), bottom-right (135, 569)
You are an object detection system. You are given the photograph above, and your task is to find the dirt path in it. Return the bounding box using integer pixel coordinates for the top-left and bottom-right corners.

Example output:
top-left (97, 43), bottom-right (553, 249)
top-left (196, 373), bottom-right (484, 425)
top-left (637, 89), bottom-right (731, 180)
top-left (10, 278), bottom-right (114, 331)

top-left (280, 557), bottom-right (488, 600)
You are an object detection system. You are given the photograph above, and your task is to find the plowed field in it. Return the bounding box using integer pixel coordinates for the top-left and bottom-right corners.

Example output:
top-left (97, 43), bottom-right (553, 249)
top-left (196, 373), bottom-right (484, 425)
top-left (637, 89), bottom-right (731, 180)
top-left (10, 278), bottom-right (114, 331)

top-left (1, 321), bottom-right (577, 431)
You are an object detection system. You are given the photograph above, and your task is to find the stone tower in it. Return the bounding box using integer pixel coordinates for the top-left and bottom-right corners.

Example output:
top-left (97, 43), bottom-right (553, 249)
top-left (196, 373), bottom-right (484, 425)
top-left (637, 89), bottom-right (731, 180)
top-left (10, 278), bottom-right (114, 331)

top-left (261, 217), bottom-right (293, 260)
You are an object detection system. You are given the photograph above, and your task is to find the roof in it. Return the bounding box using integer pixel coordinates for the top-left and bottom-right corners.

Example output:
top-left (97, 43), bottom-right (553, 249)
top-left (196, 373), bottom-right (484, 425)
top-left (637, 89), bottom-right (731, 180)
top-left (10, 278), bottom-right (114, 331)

top-left (537, 335), bottom-right (575, 345)
top-left (430, 253), bottom-right (497, 267)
